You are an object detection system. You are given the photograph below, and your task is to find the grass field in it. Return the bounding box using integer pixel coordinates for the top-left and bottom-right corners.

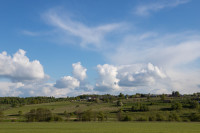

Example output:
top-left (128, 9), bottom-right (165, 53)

top-left (0, 122), bottom-right (200, 133)
top-left (2, 98), bottom-right (199, 122)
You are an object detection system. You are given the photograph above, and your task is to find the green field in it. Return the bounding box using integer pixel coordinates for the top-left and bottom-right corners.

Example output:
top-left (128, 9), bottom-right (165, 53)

top-left (1, 97), bottom-right (200, 122)
top-left (0, 122), bottom-right (199, 133)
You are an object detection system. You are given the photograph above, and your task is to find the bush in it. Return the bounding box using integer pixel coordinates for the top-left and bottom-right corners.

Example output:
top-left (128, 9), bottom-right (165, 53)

top-left (172, 91), bottom-right (180, 97)
top-left (189, 113), bottom-right (200, 121)
top-left (118, 93), bottom-right (125, 99)
top-left (82, 110), bottom-right (92, 121)
top-left (0, 110), bottom-right (4, 118)
top-left (149, 116), bottom-right (156, 121)
top-left (137, 116), bottom-right (148, 121)
top-left (171, 103), bottom-right (182, 110)
top-left (189, 101), bottom-right (199, 109)
top-left (25, 108), bottom-right (52, 122)
top-left (74, 109), bottom-right (82, 121)
top-left (53, 115), bottom-right (63, 122)
top-left (11, 119), bottom-right (17, 122)
top-left (18, 111), bottom-right (23, 116)
top-left (116, 109), bottom-right (123, 121)
top-left (160, 94), bottom-right (165, 101)
top-left (117, 100), bottom-right (123, 107)
top-left (168, 113), bottom-right (181, 121)
top-left (97, 112), bottom-right (104, 121)
top-left (123, 115), bottom-right (132, 121)
top-left (156, 113), bottom-right (165, 121)
top-left (132, 103), bottom-right (149, 112)
top-left (65, 113), bottom-right (71, 121)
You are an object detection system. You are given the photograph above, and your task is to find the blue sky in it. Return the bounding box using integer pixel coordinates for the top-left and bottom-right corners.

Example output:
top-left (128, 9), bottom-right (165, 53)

top-left (0, 0), bottom-right (200, 97)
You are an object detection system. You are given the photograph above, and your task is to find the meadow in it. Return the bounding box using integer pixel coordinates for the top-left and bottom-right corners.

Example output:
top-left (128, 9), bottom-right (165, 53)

top-left (0, 122), bottom-right (200, 133)
top-left (0, 93), bottom-right (200, 122)
top-left (0, 93), bottom-right (200, 133)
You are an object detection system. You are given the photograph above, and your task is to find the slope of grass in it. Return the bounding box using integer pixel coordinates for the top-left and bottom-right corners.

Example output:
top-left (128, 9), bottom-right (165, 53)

top-left (1, 97), bottom-right (199, 122)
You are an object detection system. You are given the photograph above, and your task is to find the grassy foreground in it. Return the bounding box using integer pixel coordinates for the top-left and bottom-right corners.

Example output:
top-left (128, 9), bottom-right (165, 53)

top-left (0, 122), bottom-right (200, 133)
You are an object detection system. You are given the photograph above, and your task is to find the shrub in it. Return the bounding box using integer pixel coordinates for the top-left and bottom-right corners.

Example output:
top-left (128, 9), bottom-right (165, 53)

top-left (82, 110), bottom-right (92, 121)
top-left (132, 103), bottom-right (149, 112)
top-left (97, 112), bottom-right (104, 121)
top-left (11, 119), bottom-right (17, 122)
top-left (172, 91), bottom-right (180, 97)
top-left (171, 102), bottom-right (182, 110)
top-left (65, 113), bottom-right (71, 121)
top-left (156, 113), bottom-right (165, 121)
top-left (18, 111), bottom-right (23, 116)
top-left (168, 112), bottom-right (181, 121)
top-left (74, 109), bottom-right (82, 121)
top-left (25, 108), bottom-right (52, 122)
top-left (117, 100), bottom-right (123, 107)
top-left (123, 115), bottom-right (132, 121)
top-left (53, 115), bottom-right (63, 122)
top-left (116, 109), bottom-right (123, 121)
top-left (0, 110), bottom-right (4, 118)
top-left (160, 94), bottom-right (165, 101)
top-left (189, 113), bottom-right (200, 121)
top-left (149, 116), bottom-right (156, 121)
top-left (189, 101), bottom-right (199, 109)
top-left (137, 116), bottom-right (148, 121)
top-left (118, 93), bottom-right (125, 99)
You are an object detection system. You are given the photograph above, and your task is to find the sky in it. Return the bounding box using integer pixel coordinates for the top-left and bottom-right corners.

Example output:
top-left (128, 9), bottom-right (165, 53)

top-left (0, 0), bottom-right (200, 97)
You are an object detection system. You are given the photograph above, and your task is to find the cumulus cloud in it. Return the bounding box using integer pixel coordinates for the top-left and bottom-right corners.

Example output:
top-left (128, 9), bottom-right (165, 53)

top-left (16, 82), bottom-right (72, 97)
top-left (0, 61), bottom-right (92, 97)
top-left (95, 64), bottom-right (120, 92)
top-left (0, 82), bottom-right (24, 97)
top-left (51, 62), bottom-right (91, 96)
top-left (118, 63), bottom-right (167, 87)
top-left (134, 0), bottom-right (190, 16)
top-left (106, 31), bottom-right (200, 94)
top-left (54, 76), bottom-right (80, 89)
top-left (72, 62), bottom-right (87, 81)
top-left (94, 63), bottom-right (171, 94)
top-left (0, 49), bottom-right (45, 82)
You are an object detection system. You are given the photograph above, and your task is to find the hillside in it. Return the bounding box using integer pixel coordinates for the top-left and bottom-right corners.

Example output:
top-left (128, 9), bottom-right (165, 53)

top-left (0, 92), bottom-right (200, 122)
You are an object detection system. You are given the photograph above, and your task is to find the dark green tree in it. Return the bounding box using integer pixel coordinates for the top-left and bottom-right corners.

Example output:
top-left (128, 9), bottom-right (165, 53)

top-left (117, 100), bottom-right (123, 107)
top-left (97, 112), bottom-right (104, 121)
top-left (25, 108), bottom-right (52, 122)
top-left (172, 91), bottom-right (180, 97)
top-left (18, 111), bottom-right (23, 116)
top-left (160, 94), bottom-right (165, 101)
top-left (118, 93), bottom-right (125, 99)
top-left (190, 101), bottom-right (199, 109)
top-left (82, 110), bottom-right (92, 121)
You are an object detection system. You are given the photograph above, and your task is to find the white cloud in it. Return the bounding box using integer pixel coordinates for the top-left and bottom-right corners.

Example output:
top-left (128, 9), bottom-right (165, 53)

top-left (105, 31), bottom-right (200, 94)
top-left (18, 82), bottom-right (72, 97)
top-left (108, 32), bottom-right (200, 68)
top-left (0, 49), bottom-right (45, 82)
top-left (0, 82), bottom-right (24, 96)
top-left (43, 9), bottom-right (124, 49)
top-left (54, 76), bottom-right (80, 89)
top-left (93, 63), bottom-right (173, 94)
top-left (134, 0), bottom-right (190, 16)
top-left (95, 64), bottom-right (120, 92)
top-left (118, 63), bottom-right (167, 87)
top-left (93, 62), bottom-right (200, 94)
top-left (72, 62), bottom-right (87, 81)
